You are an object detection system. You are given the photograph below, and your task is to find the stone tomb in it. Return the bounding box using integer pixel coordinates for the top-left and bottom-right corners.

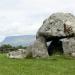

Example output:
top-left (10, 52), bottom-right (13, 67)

top-left (8, 13), bottom-right (75, 58)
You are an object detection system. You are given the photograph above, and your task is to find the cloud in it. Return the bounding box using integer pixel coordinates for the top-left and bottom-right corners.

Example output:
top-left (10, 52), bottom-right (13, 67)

top-left (0, 0), bottom-right (75, 42)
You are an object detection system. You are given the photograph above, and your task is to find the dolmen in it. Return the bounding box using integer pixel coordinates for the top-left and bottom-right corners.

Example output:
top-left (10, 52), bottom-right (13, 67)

top-left (8, 13), bottom-right (75, 58)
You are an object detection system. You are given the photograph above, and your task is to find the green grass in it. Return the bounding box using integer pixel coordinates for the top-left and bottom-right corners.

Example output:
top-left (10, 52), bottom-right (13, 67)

top-left (0, 54), bottom-right (75, 75)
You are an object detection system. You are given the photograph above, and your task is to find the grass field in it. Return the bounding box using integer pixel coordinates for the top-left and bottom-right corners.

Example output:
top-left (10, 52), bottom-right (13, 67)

top-left (0, 54), bottom-right (75, 75)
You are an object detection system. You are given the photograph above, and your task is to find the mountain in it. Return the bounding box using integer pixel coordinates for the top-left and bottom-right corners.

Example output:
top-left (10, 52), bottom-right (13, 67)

top-left (1, 35), bottom-right (36, 47)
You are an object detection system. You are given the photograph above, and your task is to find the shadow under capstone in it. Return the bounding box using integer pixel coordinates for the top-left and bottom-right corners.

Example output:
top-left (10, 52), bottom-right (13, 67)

top-left (47, 39), bottom-right (63, 56)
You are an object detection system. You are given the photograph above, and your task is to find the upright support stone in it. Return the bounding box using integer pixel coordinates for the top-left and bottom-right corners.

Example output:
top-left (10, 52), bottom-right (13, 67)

top-left (32, 37), bottom-right (49, 58)
top-left (62, 38), bottom-right (75, 55)
top-left (62, 39), bottom-right (71, 54)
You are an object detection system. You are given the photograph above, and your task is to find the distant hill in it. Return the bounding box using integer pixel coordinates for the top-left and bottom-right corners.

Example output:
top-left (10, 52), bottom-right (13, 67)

top-left (1, 35), bottom-right (36, 47)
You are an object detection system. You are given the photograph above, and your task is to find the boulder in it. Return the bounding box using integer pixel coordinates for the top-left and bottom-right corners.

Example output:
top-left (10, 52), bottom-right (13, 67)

top-left (23, 36), bottom-right (49, 58)
top-left (62, 38), bottom-right (75, 54)
top-left (36, 13), bottom-right (75, 40)
top-left (71, 53), bottom-right (75, 57)
top-left (7, 49), bottom-right (27, 58)
top-left (31, 37), bottom-right (49, 58)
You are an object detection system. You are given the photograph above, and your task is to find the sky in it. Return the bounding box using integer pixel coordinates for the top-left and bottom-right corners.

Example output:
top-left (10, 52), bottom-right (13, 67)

top-left (0, 0), bottom-right (75, 42)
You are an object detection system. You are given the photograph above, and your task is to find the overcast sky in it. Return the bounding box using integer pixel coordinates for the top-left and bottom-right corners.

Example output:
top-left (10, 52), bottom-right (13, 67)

top-left (0, 0), bottom-right (75, 42)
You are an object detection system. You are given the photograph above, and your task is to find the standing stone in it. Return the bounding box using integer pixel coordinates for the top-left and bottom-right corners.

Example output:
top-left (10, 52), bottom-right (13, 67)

top-left (32, 37), bottom-right (49, 58)
top-left (62, 39), bottom-right (71, 54)
top-left (62, 38), bottom-right (75, 55)
top-left (20, 36), bottom-right (49, 58)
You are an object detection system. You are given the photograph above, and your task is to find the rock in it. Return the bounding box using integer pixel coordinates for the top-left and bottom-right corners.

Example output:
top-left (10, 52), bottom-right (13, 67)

top-left (7, 49), bottom-right (27, 58)
top-left (24, 36), bottom-right (49, 58)
top-left (62, 38), bottom-right (71, 54)
top-left (31, 37), bottom-right (49, 58)
top-left (62, 38), bottom-right (75, 54)
top-left (71, 53), bottom-right (75, 57)
top-left (36, 13), bottom-right (75, 40)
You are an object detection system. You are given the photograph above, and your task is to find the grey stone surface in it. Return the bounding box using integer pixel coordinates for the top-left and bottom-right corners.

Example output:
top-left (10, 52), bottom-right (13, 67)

top-left (62, 38), bottom-right (75, 54)
top-left (24, 36), bottom-right (49, 58)
top-left (7, 49), bottom-right (27, 58)
top-left (71, 53), bottom-right (75, 57)
top-left (36, 13), bottom-right (75, 39)
top-left (62, 38), bottom-right (71, 54)
top-left (31, 37), bottom-right (49, 58)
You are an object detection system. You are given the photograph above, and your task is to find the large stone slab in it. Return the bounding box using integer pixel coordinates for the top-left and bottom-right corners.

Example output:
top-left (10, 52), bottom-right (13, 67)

top-left (7, 49), bottom-right (27, 58)
top-left (24, 36), bottom-right (49, 58)
top-left (31, 37), bottom-right (49, 58)
top-left (36, 13), bottom-right (75, 41)
top-left (62, 38), bottom-right (75, 54)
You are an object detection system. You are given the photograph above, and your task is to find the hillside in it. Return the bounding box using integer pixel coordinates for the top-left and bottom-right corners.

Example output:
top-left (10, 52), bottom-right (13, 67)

top-left (1, 35), bottom-right (36, 47)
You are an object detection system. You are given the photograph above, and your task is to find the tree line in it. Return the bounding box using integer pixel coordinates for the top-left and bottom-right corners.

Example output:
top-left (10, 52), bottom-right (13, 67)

top-left (0, 44), bottom-right (27, 53)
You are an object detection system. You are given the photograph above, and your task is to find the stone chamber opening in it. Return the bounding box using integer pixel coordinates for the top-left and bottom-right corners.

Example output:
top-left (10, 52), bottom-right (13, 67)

top-left (47, 39), bottom-right (63, 56)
